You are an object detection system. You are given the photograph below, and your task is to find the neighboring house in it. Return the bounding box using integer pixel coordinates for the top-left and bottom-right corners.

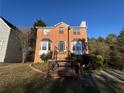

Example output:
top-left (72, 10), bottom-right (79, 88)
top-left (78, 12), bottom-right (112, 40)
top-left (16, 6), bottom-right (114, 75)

top-left (34, 21), bottom-right (88, 63)
top-left (0, 17), bottom-right (22, 62)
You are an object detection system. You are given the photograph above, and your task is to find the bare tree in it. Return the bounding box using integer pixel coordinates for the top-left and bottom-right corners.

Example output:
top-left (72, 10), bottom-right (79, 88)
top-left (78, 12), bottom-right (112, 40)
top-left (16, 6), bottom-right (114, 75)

top-left (14, 18), bottom-right (46, 63)
top-left (15, 28), bottom-right (32, 63)
top-left (21, 30), bottom-right (31, 63)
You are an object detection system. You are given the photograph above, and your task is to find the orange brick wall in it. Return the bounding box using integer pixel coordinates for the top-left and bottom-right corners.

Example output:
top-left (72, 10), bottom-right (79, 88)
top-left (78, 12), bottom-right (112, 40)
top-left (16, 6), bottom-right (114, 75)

top-left (34, 23), bottom-right (87, 63)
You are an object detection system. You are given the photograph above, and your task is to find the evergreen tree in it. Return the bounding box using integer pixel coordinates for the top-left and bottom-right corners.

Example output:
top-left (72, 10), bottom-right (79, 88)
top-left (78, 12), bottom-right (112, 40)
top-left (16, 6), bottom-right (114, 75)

top-left (33, 19), bottom-right (46, 28)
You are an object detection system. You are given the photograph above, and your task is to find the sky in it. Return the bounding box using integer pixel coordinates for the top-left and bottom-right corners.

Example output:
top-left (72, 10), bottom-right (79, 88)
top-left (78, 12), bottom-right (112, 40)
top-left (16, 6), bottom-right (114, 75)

top-left (0, 0), bottom-right (124, 38)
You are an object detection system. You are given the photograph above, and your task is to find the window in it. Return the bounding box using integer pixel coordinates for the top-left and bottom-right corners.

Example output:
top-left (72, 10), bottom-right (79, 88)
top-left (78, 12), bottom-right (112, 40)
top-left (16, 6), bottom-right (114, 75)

top-left (73, 30), bottom-right (76, 35)
top-left (41, 41), bottom-right (51, 51)
top-left (40, 40), bottom-right (51, 55)
top-left (72, 40), bottom-right (83, 55)
top-left (73, 45), bottom-right (76, 51)
top-left (59, 27), bottom-right (64, 34)
top-left (48, 42), bottom-right (51, 50)
top-left (42, 42), bottom-right (47, 50)
top-left (76, 44), bottom-right (82, 51)
top-left (72, 41), bottom-right (82, 51)
top-left (73, 29), bottom-right (80, 35)
top-left (58, 41), bottom-right (65, 52)
top-left (77, 30), bottom-right (80, 35)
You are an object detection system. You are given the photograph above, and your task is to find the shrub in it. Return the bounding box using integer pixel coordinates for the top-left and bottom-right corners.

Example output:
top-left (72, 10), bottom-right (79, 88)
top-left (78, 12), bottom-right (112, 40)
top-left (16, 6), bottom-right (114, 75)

top-left (89, 54), bottom-right (104, 70)
top-left (95, 55), bottom-right (104, 70)
top-left (40, 51), bottom-right (52, 63)
top-left (106, 49), bottom-right (124, 70)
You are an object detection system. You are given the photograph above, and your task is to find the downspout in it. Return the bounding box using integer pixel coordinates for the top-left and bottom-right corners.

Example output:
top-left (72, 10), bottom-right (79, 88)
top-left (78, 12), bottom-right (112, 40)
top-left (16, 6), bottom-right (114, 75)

top-left (67, 27), bottom-right (70, 58)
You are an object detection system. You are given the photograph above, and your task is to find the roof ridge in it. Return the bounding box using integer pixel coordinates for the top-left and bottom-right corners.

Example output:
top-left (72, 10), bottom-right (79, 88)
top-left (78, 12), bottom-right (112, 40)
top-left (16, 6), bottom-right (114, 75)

top-left (54, 21), bottom-right (69, 27)
top-left (0, 16), bottom-right (16, 29)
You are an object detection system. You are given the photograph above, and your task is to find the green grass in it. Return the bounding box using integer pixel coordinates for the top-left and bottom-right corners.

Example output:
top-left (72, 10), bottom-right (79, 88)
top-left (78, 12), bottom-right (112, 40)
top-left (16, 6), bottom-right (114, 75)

top-left (0, 63), bottom-right (124, 93)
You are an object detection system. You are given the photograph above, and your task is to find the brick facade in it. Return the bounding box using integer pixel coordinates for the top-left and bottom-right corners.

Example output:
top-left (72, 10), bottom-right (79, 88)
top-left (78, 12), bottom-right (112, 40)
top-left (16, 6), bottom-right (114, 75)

top-left (34, 21), bottom-right (88, 63)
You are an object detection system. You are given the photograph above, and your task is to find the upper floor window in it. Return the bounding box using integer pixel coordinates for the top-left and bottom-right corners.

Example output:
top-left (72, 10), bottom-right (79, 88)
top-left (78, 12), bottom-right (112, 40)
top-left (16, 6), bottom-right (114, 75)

top-left (73, 29), bottom-right (80, 35)
top-left (58, 41), bottom-right (66, 52)
top-left (59, 27), bottom-right (64, 34)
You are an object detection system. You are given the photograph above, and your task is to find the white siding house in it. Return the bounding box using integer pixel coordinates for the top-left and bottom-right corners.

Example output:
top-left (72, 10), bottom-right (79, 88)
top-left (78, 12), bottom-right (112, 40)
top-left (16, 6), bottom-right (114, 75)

top-left (0, 17), bottom-right (22, 62)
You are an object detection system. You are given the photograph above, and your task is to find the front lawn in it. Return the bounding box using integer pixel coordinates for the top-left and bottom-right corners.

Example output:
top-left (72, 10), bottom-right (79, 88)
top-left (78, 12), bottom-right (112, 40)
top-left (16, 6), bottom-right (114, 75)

top-left (0, 63), bottom-right (124, 93)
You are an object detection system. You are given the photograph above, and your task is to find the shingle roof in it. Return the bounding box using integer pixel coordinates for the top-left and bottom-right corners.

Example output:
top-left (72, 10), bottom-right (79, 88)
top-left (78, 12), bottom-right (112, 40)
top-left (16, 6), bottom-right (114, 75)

top-left (70, 26), bottom-right (80, 30)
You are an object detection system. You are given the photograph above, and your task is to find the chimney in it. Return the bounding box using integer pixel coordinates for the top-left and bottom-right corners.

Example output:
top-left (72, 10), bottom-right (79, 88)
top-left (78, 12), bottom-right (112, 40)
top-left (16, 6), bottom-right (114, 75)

top-left (80, 21), bottom-right (87, 28)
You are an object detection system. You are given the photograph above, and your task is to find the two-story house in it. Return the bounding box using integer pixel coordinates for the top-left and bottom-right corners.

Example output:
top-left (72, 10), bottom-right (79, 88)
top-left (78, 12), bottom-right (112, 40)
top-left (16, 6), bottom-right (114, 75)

top-left (34, 21), bottom-right (88, 63)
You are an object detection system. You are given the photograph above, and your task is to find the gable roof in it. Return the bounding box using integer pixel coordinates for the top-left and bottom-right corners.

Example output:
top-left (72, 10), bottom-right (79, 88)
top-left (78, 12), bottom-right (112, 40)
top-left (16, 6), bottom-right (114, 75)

top-left (0, 16), bottom-right (16, 29)
top-left (54, 22), bottom-right (69, 27)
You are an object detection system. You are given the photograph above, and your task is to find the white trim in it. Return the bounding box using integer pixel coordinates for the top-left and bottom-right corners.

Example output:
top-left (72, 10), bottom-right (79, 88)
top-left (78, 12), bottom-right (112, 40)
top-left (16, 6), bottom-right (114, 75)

top-left (39, 41), bottom-right (51, 55)
top-left (64, 41), bottom-right (66, 52)
top-left (54, 22), bottom-right (69, 27)
top-left (0, 18), bottom-right (11, 30)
